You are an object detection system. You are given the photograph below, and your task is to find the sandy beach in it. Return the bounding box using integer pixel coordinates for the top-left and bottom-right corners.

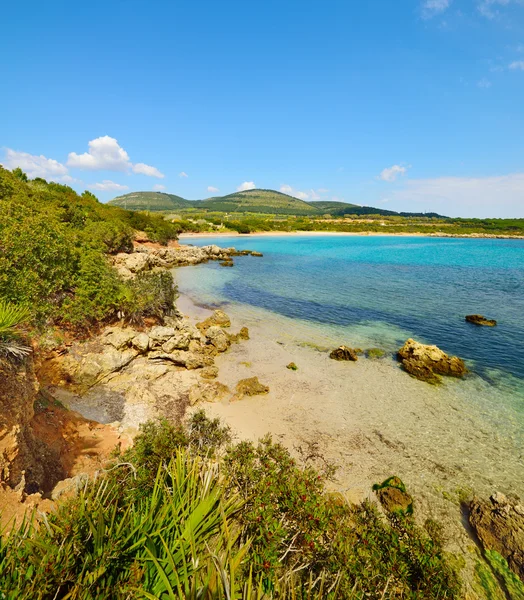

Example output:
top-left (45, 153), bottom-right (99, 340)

top-left (177, 290), bottom-right (524, 559)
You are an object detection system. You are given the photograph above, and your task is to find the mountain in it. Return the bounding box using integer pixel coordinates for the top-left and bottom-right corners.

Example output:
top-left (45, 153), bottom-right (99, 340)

top-left (108, 189), bottom-right (447, 218)
top-left (308, 201), bottom-right (358, 212)
top-left (108, 192), bottom-right (192, 212)
top-left (198, 189), bottom-right (319, 215)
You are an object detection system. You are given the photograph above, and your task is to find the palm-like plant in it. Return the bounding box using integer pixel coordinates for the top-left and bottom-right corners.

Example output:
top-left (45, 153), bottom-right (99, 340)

top-left (0, 300), bottom-right (31, 360)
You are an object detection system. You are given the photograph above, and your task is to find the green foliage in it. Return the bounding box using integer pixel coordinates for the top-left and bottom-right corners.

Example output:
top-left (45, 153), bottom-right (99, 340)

top-left (119, 271), bottom-right (177, 324)
top-left (0, 413), bottom-right (462, 599)
top-left (0, 300), bottom-right (31, 360)
top-left (0, 167), bottom-right (178, 328)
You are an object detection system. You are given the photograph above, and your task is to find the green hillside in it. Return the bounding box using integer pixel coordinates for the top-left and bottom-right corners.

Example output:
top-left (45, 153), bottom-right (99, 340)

top-left (198, 189), bottom-right (319, 215)
top-left (109, 191), bottom-right (192, 211)
top-left (308, 200), bottom-right (358, 212)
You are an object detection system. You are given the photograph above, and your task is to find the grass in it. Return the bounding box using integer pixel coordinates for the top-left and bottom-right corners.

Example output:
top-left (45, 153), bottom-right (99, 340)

top-left (0, 300), bottom-right (31, 361)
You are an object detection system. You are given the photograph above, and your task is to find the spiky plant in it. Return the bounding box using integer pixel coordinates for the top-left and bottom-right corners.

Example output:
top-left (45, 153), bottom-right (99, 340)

top-left (0, 300), bottom-right (31, 360)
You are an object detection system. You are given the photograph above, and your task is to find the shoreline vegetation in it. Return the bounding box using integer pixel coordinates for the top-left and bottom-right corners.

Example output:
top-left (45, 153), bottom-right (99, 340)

top-left (179, 230), bottom-right (524, 239)
top-left (1, 167), bottom-right (523, 598)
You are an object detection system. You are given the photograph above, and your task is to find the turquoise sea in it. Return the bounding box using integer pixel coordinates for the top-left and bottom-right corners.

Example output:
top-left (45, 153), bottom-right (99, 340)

top-left (176, 235), bottom-right (524, 410)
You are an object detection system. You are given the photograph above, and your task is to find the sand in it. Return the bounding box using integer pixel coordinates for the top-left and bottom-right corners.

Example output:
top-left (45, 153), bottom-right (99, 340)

top-left (177, 292), bottom-right (524, 557)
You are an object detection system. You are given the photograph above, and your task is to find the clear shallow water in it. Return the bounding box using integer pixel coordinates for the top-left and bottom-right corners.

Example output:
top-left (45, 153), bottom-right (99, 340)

top-left (177, 235), bottom-right (524, 405)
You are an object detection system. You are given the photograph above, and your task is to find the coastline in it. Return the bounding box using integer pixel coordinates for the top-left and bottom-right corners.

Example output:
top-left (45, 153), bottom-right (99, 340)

top-left (175, 286), bottom-right (524, 560)
top-left (179, 230), bottom-right (524, 240)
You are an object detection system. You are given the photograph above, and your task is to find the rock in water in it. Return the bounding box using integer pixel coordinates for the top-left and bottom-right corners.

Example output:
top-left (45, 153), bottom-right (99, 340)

top-left (373, 476), bottom-right (413, 516)
top-left (397, 338), bottom-right (467, 384)
top-left (235, 377), bottom-right (269, 397)
top-left (466, 314), bottom-right (497, 327)
top-left (469, 492), bottom-right (524, 582)
top-left (329, 346), bottom-right (359, 361)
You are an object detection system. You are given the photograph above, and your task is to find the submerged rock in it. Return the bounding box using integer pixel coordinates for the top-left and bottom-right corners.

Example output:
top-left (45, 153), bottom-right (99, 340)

top-left (286, 362), bottom-right (298, 371)
top-left (373, 476), bottom-right (413, 516)
top-left (189, 381), bottom-right (230, 405)
top-left (397, 338), bottom-right (467, 384)
top-left (251, 251), bottom-right (263, 257)
top-left (466, 314), bottom-right (497, 327)
top-left (235, 377), bottom-right (270, 398)
top-left (469, 492), bottom-right (524, 581)
top-left (329, 346), bottom-right (359, 361)
top-left (366, 348), bottom-right (386, 359)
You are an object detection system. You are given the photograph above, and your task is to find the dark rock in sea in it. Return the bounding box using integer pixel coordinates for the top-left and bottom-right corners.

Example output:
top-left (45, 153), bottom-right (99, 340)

top-left (373, 476), bottom-right (413, 516)
top-left (466, 314), bottom-right (497, 327)
top-left (220, 260), bottom-right (234, 267)
top-left (469, 492), bottom-right (524, 582)
top-left (251, 251), bottom-right (263, 257)
top-left (397, 338), bottom-right (467, 384)
top-left (329, 346), bottom-right (359, 361)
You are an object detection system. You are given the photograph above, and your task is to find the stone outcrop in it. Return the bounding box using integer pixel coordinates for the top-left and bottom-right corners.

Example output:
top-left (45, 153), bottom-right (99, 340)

top-left (466, 314), bottom-right (497, 327)
top-left (397, 338), bottom-right (467, 384)
top-left (373, 476), bottom-right (413, 516)
top-left (197, 309), bottom-right (231, 332)
top-left (112, 244), bottom-right (252, 279)
top-left (234, 377), bottom-right (270, 399)
top-left (469, 492), bottom-right (524, 582)
top-left (329, 346), bottom-right (359, 361)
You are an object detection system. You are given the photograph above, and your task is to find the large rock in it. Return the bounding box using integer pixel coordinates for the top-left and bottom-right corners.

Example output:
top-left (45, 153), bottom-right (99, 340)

top-left (103, 327), bottom-right (137, 350)
top-left (397, 338), bottom-right (467, 384)
top-left (205, 326), bottom-right (230, 353)
top-left (235, 377), bottom-right (270, 398)
top-left (329, 346), bottom-right (358, 361)
top-left (469, 492), bottom-right (524, 581)
top-left (197, 310), bottom-right (232, 332)
top-left (113, 252), bottom-right (151, 279)
top-left (149, 326), bottom-right (177, 346)
top-left (373, 476), bottom-right (413, 516)
top-left (466, 314), bottom-right (497, 327)
top-left (162, 333), bottom-right (191, 352)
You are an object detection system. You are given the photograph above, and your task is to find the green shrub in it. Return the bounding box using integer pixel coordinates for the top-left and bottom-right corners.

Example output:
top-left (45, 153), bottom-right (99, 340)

top-left (0, 300), bottom-right (31, 361)
top-left (119, 271), bottom-right (177, 324)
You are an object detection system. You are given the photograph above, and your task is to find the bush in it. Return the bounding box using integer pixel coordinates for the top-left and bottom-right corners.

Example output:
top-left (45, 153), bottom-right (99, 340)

top-left (119, 271), bottom-right (177, 324)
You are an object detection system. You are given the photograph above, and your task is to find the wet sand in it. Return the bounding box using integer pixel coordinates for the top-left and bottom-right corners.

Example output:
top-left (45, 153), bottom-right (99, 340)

top-left (177, 292), bottom-right (524, 557)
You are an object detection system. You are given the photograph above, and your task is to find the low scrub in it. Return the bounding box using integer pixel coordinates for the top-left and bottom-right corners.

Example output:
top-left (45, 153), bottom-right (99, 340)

top-left (0, 412), bottom-right (462, 598)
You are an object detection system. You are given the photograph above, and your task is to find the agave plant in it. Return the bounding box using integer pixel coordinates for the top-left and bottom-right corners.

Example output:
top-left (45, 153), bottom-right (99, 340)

top-left (0, 300), bottom-right (31, 360)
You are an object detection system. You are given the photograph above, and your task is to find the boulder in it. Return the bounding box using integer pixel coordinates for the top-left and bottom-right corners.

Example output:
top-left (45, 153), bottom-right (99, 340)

top-left (220, 260), bottom-right (234, 267)
top-left (469, 492), bottom-right (524, 581)
top-left (229, 327), bottom-right (250, 343)
top-left (397, 338), bottom-right (467, 384)
top-left (71, 347), bottom-right (138, 388)
top-left (251, 251), bottom-right (263, 257)
top-left (103, 327), bottom-right (136, 350)
top-left (149, 326), bottom-right (177, 345)
top-left (329, 346), bottom-right (359, 361)
top-left (286, 362), bottom-right (298, 371)
top-left (162, 333), bottom-right (191, 353)
top-left (132, 332), bottom-right (150, 353)
top-left (189, 381), bottom-right (230, 405)
top-left (113, 252), bottom-right (151, 278)
top-left (205, 326), bottom-right (230, 353)
top-left (235, 377), bottom-right (269, 397)
top-left (201, 366), bottom-right (219, 379)
top-left (466, 314), bottom-right (497, 327)
top-left (373, 476), bottom-right (413, 516)
top-left (197, 310), bottom-right (231, 332)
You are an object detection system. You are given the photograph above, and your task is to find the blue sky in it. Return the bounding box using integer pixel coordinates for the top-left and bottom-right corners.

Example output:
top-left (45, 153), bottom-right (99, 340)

top-left (1, 0), bottom-right (524, 217)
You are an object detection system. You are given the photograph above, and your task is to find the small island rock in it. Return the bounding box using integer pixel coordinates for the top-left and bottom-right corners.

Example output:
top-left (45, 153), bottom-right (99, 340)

top-left (397, 338), bottom-right (467, 384)
top-left (329, 346), bottom-right (359, 361)
top-left (466, 314), bottom-right (497, 327)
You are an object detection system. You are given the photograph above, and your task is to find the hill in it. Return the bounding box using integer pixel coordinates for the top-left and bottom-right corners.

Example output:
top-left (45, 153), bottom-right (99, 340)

top-left (308, 200), bottom-right (358, 212)
top-left (109, 191), bottom-right (192, 212)
top-left (198, 189), bottom-right (319, 215)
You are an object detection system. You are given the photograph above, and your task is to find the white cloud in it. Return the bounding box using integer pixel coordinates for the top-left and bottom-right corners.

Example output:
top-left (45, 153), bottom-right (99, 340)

top-left (477, 77), bottom-right (492, 88)
top-left (280, 184), bottom-right (325, 201)
top-left (317, 188), bottom-right (329, 194)
top-left (133, 163), bottom-right (165, 178)
top-left (509, 60), bottom-right (524, 70)
top-left (88, 180), bottom-right (129, 192)
top-left (67, 136), bottom-right (164, 178)
top-left (477, 0), bottom-right (524, 19)
top-left (379, 165), bottom-right (409, 182)
top-left (68, 136), bottom-right (130, 171)
top-left (388, 173), bottom-right (524, 217)
top-left (422, 0), bottom-right (451, 18)
top-left (153, 184), bottom-right (166, 191)
top-left (237, 181), bottom-right (256, 192)
top-left (179, 171), bottom-right (188, 178)
top-left (207, 186), bottom-right (219, 193)
top-left (2, 149), bottom-right (68, 179)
